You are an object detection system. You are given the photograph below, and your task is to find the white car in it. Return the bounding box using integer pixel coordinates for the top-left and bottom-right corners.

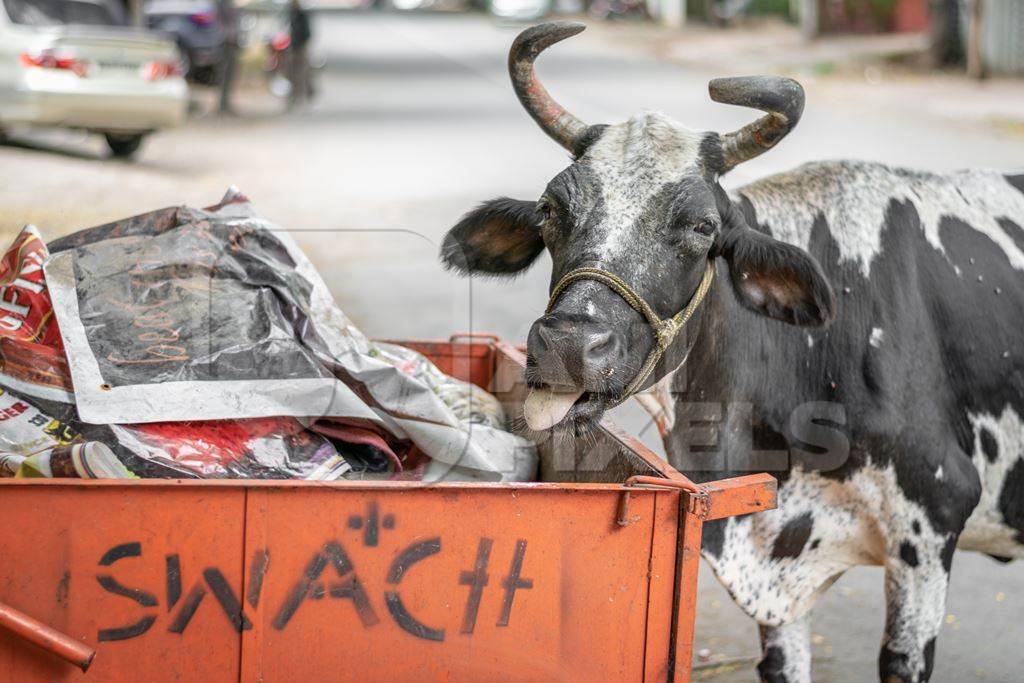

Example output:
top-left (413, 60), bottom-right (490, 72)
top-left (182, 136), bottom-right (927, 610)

top-left (488, 0), bottom-right (551, 21)
top-left (0, 0), bottom-right (188, 157)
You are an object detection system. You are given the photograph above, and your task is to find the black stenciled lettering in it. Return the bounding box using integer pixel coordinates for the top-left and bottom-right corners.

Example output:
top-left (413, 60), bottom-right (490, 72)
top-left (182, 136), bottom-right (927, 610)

top-left (247, 549), bottom-right (270, 609)
top-left (167, 585), bottom-right (206, 634)
top-left (272, 541), bottom-right (378, 630)
top-left (166, 554), bottom-right (181, 609)
top-left (96, 575), bottom-right (158, 607)
top-left (329, 574), bottom-right (380, 627)
top-left (459, 538), bottom-right (492, 634)
top-left (497, 540), bottom-right (533, 627)
top-left (166, 563), bottom-right (252, 634)
top-left (99, 617), bottom-right (157, 642)
top-left (348, 502), bottom-right (396, 547)
top-left (95, 541), bottom-right (157, 642)
top-left (99, 542), bottom-right (141, 566)
top-left (384, 538), bottom-right (444, 642)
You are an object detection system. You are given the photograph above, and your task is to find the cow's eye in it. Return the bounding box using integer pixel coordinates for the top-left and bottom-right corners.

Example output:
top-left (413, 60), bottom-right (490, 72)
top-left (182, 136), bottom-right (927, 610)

top-left (537, 200), bottom-right (553, 222)
top-left (694, 220), bottom-right (717, 237)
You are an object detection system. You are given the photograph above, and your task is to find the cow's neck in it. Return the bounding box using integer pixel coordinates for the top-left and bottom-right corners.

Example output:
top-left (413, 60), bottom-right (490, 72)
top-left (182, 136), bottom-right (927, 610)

top-left (663, 263), bottom-right (795, 481)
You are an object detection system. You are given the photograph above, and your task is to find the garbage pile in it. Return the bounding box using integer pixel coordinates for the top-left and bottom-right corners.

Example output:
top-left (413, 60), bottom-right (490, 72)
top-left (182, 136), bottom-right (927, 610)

top-left (0, 189), bottom-right (536, 482)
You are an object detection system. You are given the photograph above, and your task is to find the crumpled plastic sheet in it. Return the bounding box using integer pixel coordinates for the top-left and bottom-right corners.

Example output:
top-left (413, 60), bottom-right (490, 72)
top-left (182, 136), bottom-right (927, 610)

top-left (0, 189), bottom-right (536, 482)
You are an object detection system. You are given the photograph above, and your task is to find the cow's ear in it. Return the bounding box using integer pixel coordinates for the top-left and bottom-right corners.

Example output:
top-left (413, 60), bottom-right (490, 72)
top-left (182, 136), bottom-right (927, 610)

top-left (716, 220), bottom-right (836, 328)
top-left (441, 198), bottom-right (545, 276)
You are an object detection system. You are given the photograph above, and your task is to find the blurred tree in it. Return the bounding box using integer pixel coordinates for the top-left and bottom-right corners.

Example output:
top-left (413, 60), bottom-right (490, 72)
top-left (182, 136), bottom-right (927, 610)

top-left (799, 0), bottom-right (819, 37)
top-left (965, 0), bottom-right (986, 78)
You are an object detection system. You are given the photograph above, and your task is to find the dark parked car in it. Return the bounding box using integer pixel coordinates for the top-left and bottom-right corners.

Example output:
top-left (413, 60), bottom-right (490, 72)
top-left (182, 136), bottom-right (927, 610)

top-left (144, 0), bottom-right (223, 84)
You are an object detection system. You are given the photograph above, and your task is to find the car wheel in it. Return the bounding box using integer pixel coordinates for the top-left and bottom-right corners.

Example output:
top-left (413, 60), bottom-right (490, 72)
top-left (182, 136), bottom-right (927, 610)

top-left (105, 133), bottom-right (146, 158)
top-left (192, 65), bottom-right (217, 86)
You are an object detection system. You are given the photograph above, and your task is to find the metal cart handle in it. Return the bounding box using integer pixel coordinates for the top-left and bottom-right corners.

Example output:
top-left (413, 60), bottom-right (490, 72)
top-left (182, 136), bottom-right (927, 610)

top-left (0, 600), bottom-right (96, 671)
top-left (617, 475), bottom-right (710, 526)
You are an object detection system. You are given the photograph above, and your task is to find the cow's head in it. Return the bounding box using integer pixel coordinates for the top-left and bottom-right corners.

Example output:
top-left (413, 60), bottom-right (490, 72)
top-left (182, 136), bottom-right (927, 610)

top-left (441, 23), bottom-right (835, 432)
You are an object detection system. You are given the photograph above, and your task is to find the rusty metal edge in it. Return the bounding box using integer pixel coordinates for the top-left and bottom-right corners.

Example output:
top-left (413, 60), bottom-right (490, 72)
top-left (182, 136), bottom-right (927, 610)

top-left (0, 478), bottom-right (661, 491)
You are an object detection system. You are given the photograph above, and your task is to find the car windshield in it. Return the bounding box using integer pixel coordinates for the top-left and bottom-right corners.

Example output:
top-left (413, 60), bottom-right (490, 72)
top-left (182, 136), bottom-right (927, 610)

top-left (3, 0), bottom-right (127, 25)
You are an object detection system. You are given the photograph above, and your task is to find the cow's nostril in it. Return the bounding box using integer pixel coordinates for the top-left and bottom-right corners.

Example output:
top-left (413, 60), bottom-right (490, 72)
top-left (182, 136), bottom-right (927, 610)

top-left (584, 330), bottom-right (618, 360)
top-left (533, 317), bottom-right (565, 353)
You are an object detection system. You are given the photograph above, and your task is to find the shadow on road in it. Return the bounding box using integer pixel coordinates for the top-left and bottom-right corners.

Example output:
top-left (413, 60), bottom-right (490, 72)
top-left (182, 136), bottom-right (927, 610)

top-left (0, 131), bottom-right (196, 175)
top-left (0, 134), bottom-right (106, 162)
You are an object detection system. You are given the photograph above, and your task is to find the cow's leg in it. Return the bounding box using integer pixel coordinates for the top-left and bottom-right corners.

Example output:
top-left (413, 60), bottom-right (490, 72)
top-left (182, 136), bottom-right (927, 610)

top-left (757, 614), bottom-right (811, 683)
top-left (878, 448), bottom-right (980, 683)
top-left (878, 548), bottom-right (949, 683)
top-left (868, 424), bottom-right (985, 683)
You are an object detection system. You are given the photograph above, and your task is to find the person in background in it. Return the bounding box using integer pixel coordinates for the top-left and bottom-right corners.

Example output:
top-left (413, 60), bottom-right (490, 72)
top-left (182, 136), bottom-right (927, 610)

top-left (287, 0), bottom-right (312, 110)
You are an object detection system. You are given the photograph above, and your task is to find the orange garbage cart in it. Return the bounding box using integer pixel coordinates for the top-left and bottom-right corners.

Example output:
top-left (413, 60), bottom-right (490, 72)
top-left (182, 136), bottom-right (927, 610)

top-left (0, 336), bottom-right (775, 682)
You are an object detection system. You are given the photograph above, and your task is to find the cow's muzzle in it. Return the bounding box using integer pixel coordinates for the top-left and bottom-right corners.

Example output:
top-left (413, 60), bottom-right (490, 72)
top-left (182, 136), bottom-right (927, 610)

top-left (522, 261), bottom-right (716, 431)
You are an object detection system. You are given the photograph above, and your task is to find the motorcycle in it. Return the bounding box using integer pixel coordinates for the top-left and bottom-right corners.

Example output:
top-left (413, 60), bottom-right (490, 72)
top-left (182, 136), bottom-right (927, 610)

top-left (263, 30), bottom-right (292, 98)
top-left (262, 30), bottom-right (324, 101)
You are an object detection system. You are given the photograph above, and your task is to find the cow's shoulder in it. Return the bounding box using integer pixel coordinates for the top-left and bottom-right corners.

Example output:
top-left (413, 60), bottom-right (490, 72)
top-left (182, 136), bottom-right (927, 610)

top-left (732, 161), bottom-right (1024, 280)
top-left (729, 160), bottom-right (1024, 430)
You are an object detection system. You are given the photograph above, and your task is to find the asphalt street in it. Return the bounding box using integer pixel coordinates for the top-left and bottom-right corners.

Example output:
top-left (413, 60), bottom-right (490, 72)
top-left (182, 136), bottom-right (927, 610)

top-left (0, 11), bottom-right (1022, 681)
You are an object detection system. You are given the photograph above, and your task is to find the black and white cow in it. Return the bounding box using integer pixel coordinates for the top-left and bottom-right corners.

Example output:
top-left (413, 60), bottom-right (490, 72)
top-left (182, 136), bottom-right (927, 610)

top-left (441, 22), bottom-right (1024, 683)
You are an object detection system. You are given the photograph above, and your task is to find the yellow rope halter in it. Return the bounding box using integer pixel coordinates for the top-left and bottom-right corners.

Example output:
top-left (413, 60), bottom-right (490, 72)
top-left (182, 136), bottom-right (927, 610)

top-left (545, 260), bottom-right (716, 402)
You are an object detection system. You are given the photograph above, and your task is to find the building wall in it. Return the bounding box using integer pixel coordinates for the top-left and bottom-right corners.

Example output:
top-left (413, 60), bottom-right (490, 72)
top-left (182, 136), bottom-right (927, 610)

top-left (982, 0), bottom-right (1024, 75)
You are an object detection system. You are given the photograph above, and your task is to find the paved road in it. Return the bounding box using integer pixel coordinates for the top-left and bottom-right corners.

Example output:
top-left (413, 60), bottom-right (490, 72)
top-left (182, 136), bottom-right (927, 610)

top-left (1, 11), bottom-right (1022, 681)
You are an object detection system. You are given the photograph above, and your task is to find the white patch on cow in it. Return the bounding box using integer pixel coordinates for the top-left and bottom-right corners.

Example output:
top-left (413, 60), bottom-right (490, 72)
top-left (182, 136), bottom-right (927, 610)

top-left (736, 161), bottom-right (1024, 277)
top-left (935, 465), bottom-right (944, 480)
top-left (959, 407), bottom-right (1024, 556)
top-left (704, 461), bottom-right (950, 627)
top-left (869, 327), bottom-right (884, 348)
top-left (806, 334), bottom-right (814, 348)
top-left (583, 112), bottom-right (705, 261)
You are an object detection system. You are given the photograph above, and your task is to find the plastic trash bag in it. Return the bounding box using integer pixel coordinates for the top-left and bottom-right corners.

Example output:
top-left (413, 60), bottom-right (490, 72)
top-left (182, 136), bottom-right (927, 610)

top-left (43, 189), bottom-right (536, 482)
top-left (29, 189), bottom-right (536, 483)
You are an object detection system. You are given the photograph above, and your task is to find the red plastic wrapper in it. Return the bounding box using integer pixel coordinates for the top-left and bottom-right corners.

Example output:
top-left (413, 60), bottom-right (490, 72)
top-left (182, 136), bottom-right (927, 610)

top-left (0, 225), bottom-right (62, 348)
top-left (107, 418), bottom-right (354, 480)
top-left (0, 226), bottom-right (74, 402)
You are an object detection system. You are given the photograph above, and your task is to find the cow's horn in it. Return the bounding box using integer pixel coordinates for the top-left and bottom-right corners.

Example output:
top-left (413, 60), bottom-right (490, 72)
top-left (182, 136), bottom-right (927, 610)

top-left (509, 22), bottom-right (589, 154)
top-left (710, 76), bottom-right (805, 172)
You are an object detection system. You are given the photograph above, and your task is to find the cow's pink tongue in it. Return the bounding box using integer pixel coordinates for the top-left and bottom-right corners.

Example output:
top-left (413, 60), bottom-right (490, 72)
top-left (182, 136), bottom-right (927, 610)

top-left (523, 387), bottom-right (585, 431)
